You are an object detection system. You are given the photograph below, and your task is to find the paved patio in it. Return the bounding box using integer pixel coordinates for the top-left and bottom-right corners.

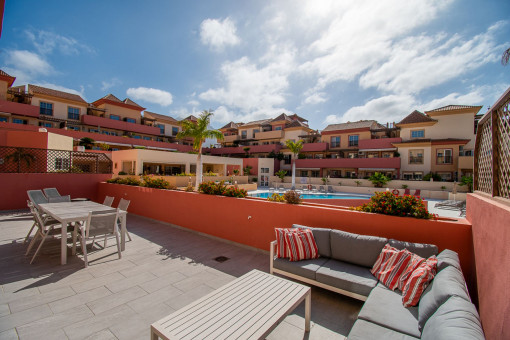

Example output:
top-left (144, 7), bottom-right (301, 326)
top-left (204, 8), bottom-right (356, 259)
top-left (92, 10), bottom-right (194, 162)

top-left (0, 211), bottom-right (362, 340)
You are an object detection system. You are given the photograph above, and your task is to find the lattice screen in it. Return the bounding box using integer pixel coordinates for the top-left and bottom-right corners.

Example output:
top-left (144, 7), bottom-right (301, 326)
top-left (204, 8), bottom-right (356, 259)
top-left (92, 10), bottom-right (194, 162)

top-left (475, 119), bottom-right (493, 194)
top-left (496, 99), bottom-right (510, 199)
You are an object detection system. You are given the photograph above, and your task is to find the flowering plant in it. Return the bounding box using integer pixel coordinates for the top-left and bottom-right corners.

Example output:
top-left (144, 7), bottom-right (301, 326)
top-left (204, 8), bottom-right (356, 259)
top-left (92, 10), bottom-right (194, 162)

top-left (352, 191), bottom-right (436, 219)
top-left (267, 193), bottom-right (286, 202)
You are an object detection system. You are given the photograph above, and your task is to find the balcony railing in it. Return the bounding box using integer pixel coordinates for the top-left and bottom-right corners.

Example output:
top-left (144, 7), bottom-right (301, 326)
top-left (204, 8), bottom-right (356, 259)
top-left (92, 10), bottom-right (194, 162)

top-left (81, 114), bottom-right (161, 136)
top-left (0, 99), bottom-right (40, 118)
top-left (254, 130), bottom-right (284, 140)
top-left (0, 146), bottom-right (112, 174)
top-left (436, 156), bottom-right (453, 164)
top-left (474, 86), bottom-right (510, 199)
top-left (223, 135), bottom-right (240, 143)
top-left (409, 156), bottom-right (423, 164)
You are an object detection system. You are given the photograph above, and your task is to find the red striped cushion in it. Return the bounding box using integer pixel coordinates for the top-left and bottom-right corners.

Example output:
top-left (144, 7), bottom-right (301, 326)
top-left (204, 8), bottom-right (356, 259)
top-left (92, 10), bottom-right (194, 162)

top-left (284, 229), bottom-right (319, 262)
top-left (401, 256), bottom-right (438, 307)
top-left (373, 249), bottom-right (413, 290)
top-left (275, 228), bottom-right (294, 258)
top-left (371, 244), bottom-right (399, 276)
top-left (398, 253), bottom-right (425, 291)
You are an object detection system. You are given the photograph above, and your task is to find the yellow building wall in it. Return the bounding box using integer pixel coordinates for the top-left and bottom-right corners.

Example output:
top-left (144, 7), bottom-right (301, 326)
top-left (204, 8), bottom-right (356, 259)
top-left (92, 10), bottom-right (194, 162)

top-left (0, 81), bottom-right (8, 100)
top-left (99, 103), bottom-right (142, 123)
top-left (430, 143), bottom-right (461, 173)
top-left (397, 144), bottom-right (432, 176)
top-left (283, 128), bottom-right (308, 143)
top-left (321, 130), bottom-right (371, 149)
top-left (47, 132), bottom-right (74, 151)
top-left (31, 95), bottom-right (88, 121)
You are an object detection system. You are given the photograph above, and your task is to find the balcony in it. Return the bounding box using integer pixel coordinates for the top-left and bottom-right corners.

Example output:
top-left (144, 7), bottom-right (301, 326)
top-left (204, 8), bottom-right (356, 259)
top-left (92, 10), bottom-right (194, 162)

top-left (254, 130), bottom-right (283, 140)
top-left (358, 137), bottom-right (401, 151)
top-left (81, 114), bottom-right (161, 136)
top-left (295, 156), bottom-right (401, 169)
top-left (301, 142), bottom-right (328, 152)
top-left (458, 155), bottom-right (473, 170)
top-left (223, 134), bottom-right (240, 143)
top-left (209, 143), bottom-right (283, 155)
top-left (436, 156), bottom-right (453, 165)
top-left (0, 99), bottom-right (40, 118)
top-left (409, 156), bottom-right (424, 164)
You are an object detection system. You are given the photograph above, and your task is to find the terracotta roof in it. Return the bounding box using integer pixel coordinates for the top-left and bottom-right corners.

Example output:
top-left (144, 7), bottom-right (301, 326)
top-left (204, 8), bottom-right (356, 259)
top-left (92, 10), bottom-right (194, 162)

top-left (322, 120), bottom-right (381, 132)
top-left (288, 113), bottom-right (308, 122)
top-left (425, 105), bottom-right (483, 113)
top-left (144, 111), bottom-right (179, 124)
top-left (123, 98), bottom-right (143, 108)
top-left (397, 110), bottom-right (436, 125)
top-left (28, 84), bottom-right (87, 103)
top-left (100, 93), bottom-right (123, 103)
top-left (271, 113), bottom-right (291, 123)
top-left (182, 115), bottom-right (198, 122)
top-left (0, 70), bottom-right (13, 77)
top-left (220, 121), bottom-right (240, 130)
top-left (241, 118), bottom-right (271, 127)
top-left (0, 69), bottom-right (16, 86)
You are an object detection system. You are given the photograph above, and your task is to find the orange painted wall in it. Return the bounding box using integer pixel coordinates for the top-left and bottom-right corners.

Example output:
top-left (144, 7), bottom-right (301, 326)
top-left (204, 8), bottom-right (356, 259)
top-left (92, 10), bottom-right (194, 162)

top-left (97, 182), bottom-right (475, 295)
top-left (466, 193), bottom-right (510, 339)
top-left (0, 130), bottom-right (48, 148)
top-left (242, 158), bottom-right (259, 176)
top-left (0, 173), bottom-right (111, 210)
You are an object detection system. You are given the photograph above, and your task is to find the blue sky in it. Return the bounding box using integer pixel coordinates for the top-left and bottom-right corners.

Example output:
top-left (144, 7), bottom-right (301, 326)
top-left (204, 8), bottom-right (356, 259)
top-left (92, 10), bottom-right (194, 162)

top-left (1, 0), bottom-right (509, 130)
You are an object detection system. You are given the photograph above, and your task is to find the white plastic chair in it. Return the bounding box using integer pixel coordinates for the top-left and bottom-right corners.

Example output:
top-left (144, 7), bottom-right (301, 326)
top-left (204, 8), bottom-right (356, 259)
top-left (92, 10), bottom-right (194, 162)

top-left (73, 209), bottom-right (121, 267)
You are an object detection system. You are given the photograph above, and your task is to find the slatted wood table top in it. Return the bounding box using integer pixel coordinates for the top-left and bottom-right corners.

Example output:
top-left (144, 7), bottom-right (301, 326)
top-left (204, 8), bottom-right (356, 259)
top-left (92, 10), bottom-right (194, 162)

top-left (151, 269), bottom-right (311, 340)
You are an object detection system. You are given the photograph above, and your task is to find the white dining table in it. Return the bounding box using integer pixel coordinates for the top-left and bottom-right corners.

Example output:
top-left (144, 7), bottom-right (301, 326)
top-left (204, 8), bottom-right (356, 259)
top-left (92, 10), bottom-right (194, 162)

top-left (38, 201), bottom-right (127, 265)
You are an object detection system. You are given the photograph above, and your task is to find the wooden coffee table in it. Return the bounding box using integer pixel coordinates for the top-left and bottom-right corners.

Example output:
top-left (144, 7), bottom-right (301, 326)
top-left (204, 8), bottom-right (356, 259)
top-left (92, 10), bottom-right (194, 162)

top-left (151, 269), bottom-right (311, 339)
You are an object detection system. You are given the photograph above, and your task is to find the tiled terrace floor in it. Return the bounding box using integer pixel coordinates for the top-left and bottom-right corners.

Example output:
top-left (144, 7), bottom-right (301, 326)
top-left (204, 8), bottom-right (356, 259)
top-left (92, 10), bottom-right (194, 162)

top-left (0, 212), bottom-right (363, 340)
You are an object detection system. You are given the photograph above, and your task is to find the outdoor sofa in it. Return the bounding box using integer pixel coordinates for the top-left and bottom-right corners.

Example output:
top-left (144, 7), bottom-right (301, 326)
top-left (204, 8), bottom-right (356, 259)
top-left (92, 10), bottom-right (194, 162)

top-left (269, 225), bottom-right (485, 339)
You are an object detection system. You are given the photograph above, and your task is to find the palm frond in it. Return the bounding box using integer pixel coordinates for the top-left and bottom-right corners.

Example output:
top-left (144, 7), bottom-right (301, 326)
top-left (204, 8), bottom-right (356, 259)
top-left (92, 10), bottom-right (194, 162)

top-left (502, 47), bottom-right (510, 66)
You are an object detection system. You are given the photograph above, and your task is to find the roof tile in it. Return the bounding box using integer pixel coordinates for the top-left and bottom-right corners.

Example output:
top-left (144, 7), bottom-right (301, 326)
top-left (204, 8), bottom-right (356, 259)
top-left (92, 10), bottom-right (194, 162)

top-left (397, 110), bottom-right (436, 125)
top-left (28, 84), bottom-right (87, 103)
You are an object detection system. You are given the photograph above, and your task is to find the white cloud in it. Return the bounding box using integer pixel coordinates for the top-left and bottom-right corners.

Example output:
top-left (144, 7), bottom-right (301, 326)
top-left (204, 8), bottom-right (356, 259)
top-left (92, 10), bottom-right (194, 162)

top-left (200, 17), bottom-right (240, 51)
top-left (101, 78), bottom-right (122, 91)
top-left (302, 91), bottom-right (327, 105)
top-left (126, 87), bottom-right (173, 106)
top-left (187, 100), bottom-right (200, 107)
top-left (4, 50), bottom-right (53, 76)
top-left (25, 30), bottom-right (94, 55)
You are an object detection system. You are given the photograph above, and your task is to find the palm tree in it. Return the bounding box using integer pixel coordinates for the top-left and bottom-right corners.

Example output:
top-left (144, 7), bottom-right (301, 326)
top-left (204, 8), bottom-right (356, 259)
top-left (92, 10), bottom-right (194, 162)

top-left (79, 137), bottom-right (95, 150)
top-left (5, 148), bottom-right (36, 172)
top-left (285, 139), bottom-right (303, 189)
top-left (177, 110), bottom-right (224, 190)
top-left (502, 47), bottom-right (510, 66)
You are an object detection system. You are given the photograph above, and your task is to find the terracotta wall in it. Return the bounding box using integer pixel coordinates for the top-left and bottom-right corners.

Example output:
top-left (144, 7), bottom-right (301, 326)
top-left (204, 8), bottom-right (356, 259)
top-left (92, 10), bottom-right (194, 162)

top-left (0, 173), bottom-right (111, 210)
top-left (97, 182), bottom-right (475, 295)
top-left (466, 193), bottom-right (510, 339)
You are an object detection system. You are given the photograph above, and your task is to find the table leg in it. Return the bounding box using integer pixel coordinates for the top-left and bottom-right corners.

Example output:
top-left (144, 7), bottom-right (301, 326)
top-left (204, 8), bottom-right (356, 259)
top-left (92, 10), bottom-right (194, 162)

top-left (121, 214), bottom-right (126, 251)
top-left (61, 222), bottom-right (67, 265)
top-left (305, 290), bottom-right (311, 332)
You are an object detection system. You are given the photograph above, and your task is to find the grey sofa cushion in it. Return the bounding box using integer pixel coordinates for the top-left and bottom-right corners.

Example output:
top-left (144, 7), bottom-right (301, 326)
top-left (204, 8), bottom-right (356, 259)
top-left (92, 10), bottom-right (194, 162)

top-left (330, 229), bottom-right (387, 267)
top-left (273, 257), bottom-right (329, 280)
top-left (316, 259), bottom-right (378, 297)
top-left (418, 266), bottom-right (471, 331)
top-left (357, 283), bottom-right (421, 338)
top-left (421, 296), bottom-right (485, 340)
top-left (389, 239), bottom-right (438, 259)
top-left (293, 224), bottom-right (332, 258)
top-left (437, 249), bottom-right (462, 272)
top-left (348, 319), bottom-right (420, 340)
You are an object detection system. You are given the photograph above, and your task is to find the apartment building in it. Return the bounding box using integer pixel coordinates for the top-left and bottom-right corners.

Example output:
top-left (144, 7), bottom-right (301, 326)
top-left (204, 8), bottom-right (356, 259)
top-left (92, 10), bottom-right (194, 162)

top-left (392, 105), bottom-right (481, 181)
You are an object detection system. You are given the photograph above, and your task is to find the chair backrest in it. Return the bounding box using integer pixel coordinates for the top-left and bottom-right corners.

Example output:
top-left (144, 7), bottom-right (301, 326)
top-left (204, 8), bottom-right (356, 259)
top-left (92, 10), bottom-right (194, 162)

top-left (103, 196), bottom-right (115, 207)
top-left (414, 189), bottom-right (421, 196)
top-left (85, 209), bottom-right (119, 238)
top-left (43, 188), bottom-right (61, 199)
top-left (404, 188), bottom-right (411, 195)
top-left (48, 195), bottom-right (71, 203)
top-left (27, 190), bottom-right (49, 207)
top-left (117, 198), bottom-right (130, 212)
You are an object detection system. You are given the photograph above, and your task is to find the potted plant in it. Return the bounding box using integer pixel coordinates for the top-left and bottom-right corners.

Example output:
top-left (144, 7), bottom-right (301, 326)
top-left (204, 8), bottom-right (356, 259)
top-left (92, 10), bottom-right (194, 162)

top-left (355, 180), bottom-right (362, 187)
top-left (275, 170), bottom-right (287, 183)
top-left (368, 172), bottom-right (390, 188)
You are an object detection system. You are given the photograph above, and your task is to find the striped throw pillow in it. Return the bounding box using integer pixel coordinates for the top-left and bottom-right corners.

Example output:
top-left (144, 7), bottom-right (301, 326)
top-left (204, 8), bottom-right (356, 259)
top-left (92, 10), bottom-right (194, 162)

top-left (284, 229), bottom-right (319, 262)
top-left (401, 256), bottom-right (438, 307)
top-left (372, 248), bottom-right (413, 290)
top-left (275, 228), bottom-right (294, 258)
top-left (398, 253), bottom-right (425, 291)
top-left (371, 244), bottom-right (399, 276)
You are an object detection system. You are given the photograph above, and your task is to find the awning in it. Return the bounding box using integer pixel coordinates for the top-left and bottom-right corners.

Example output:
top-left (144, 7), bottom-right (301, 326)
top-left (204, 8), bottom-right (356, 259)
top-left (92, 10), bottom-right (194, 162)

top-left (359, 168), bottom-right (397, 171)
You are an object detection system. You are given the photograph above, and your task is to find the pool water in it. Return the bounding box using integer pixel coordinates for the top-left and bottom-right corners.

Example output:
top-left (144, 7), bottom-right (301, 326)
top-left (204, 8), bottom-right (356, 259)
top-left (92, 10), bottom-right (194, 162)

top-left (250, 192), bottom-right (371, 200)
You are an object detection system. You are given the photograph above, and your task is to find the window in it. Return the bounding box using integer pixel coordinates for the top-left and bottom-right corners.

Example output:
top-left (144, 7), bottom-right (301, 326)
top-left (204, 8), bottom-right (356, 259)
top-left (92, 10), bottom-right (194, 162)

top-left (0, 117), bottom-right (7, 122)
top-left (67, 107), bottom-right (80, 120)
top-left (330, 136), bottom-right (340, 148)
top-left (311, 170), bottom-right (320, 177)
top-left (283, 154), bottom-right (291, 165)
top-left (39, 122), bottom-right (52, 128)
top-left (68, 126), bottom-right (80, 131)
top-left (411, 130), bottom-right (425, 138)
top-left (348, 135), bottom-right (359, 147)
top-left (275, 126), bottom-right (282, 131)
top-left (54, 158), bottom-right (70, 171)
top-left (409, 149), bottom-right (424, 164)
top-left (89, 128), bottom-right (99, 133)
top-left (300, 170), bottom-right (308, 177)
top-left (261, 168), bottom-right (269, 173)
top-left (253, 129), bottom-right (259, 138)
top-left (438, 172), bottom-right (452, 181)
top-left (125, 118), bottom-right (136, 123)
top-left (437, 149), bottom-right (453, 164)
top-left (143, 136), bottom-right (151, 140)
top-left (132, 135), bottom-right (141, 139)
top-left (172, 126), bottom-right (179, 136)
top-left (13, 118), bottom-right (27, 124)
top-left (110, 114), bottom-right (121, 121)
top-left (39, 102), bottom-right (53, 116)
top-left (241, 131), bottom-right (247, 139)
top-left (155, 124), bottom-right (165, 135)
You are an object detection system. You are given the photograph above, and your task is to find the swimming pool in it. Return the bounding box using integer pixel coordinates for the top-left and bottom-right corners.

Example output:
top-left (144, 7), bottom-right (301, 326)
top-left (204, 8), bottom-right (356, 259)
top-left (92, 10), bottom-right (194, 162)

top-left (250, 191), bottom-right (372, 200)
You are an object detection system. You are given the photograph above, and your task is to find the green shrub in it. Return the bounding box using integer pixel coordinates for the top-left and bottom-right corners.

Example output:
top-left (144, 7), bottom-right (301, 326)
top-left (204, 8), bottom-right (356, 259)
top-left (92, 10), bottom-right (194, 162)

top-left (283, 190), bottom-right (302, 204)
top-left (203, 171), bottom-right (218, 176)
top-left (142, 175), bottom-right (175, 189)
top-left (106, 177), bottom-right (142, 186)
top-left (118, 171), bottom-right (128, 175)
top-left (275, 170), bottom-right (287, 182)
top-left (353, 191), bottom-right (435, 219)
top-left (198, 181), bottom-right (247, 198)
top-left (423, 172), bottom-right (441, 181)
top-left (368, 172), bottom-right (390, 188)
top-left (459, 176), bottom-right (473, 192)
top-left (267, 193), bottom-right (285, 202)
top-left (402, 184), bottom-right (408, 189)
top-left (175, 172), bottom-right (195, 176)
